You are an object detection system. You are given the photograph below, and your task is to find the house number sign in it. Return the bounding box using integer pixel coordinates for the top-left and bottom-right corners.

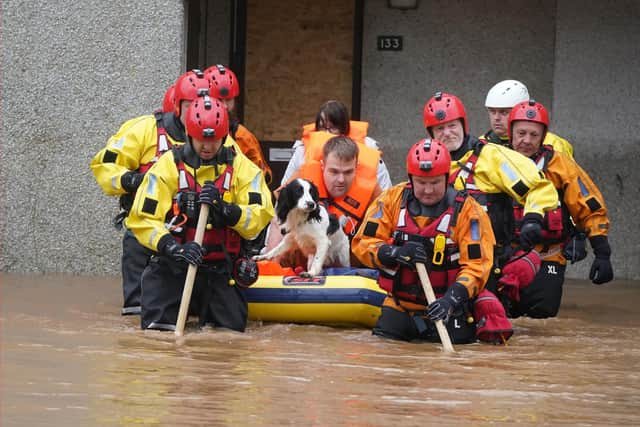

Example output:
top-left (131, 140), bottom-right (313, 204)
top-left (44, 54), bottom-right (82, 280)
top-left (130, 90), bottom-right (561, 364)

top-left (377, 36), bottom-right (403, 51)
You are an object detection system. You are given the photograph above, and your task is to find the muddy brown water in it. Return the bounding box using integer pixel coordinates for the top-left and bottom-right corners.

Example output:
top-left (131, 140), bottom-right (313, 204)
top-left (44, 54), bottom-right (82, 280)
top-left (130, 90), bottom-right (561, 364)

top-left (1, 273), bottom-right (639, 426)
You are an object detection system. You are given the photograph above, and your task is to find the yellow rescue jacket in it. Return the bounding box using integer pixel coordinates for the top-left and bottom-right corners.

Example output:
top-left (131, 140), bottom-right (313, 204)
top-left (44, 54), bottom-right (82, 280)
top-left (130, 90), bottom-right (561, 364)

top-left (449, 137), bottom-right (559, 219)
top-left (91, 113), bottom-right (185, 196)
top-left (543, 132), bottom-right (574, 159)
top-left (125, 143), bottom-right (274, 252)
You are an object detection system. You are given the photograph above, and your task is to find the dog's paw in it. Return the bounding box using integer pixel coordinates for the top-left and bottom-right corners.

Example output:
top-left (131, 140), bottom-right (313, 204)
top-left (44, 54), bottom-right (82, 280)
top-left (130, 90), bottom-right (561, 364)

top-left (302, 268), bottom-right (322, 278)
top-left (252, 254), bottom-right (266, 261)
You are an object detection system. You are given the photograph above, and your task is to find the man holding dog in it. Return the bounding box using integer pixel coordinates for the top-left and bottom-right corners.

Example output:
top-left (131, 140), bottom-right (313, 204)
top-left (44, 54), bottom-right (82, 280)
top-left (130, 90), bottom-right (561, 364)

top-left (125, 94), bottom-right (273, 332)
top-left (352, 138), bottom-right (510, 344)
top-left (262, 135), bottom-right (381, 270)
top-left (298, 135), bottom-right (383, 238)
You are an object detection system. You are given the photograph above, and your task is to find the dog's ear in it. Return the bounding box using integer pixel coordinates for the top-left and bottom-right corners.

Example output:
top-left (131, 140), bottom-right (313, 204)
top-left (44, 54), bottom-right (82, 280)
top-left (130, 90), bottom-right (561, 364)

top-left (307, 180), bottom-right (320, 202)
top-left (275, 183), bottom-right (292, 224)
top-left (304, 179), bottom-right (323, 222)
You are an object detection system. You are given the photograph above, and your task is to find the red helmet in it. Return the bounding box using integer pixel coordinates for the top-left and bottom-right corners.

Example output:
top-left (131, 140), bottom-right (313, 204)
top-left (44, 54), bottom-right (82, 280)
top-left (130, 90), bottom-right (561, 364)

top-left (205, 64), bottom-right (240, 99)
top-left (422, 92), bottom-right (469, 135)
top-left (173, 69), bottom-right (210, 117)
top-left (406, 138), bottom-right (451, 177)
top-left (508, 100), bottom-right (549, 139)
top-left (162, 84), bottom-right (175, 113)
top-left (185, 95), bottom-right (229, 141)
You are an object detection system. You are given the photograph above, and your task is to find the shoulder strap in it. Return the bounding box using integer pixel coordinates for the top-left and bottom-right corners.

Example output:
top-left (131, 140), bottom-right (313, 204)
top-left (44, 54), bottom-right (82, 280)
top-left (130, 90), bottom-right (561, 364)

top-left (449, 189), bottom-right (467, 228)
top-left (540, 144), bottom-right (554, 172)
top-left (172, 144), bottom-right (182, 164)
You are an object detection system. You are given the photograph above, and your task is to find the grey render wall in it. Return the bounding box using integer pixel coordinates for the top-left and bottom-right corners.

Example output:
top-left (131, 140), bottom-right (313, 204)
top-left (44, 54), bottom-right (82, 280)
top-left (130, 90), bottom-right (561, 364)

top-left (551, 0), bottom-right (640, 280)
top-left (361, 0), bottom-right (555, 184)
top-left (361, 0), bottom-right (640, 280)
top-left (1, 0), bottom-right (185, 274)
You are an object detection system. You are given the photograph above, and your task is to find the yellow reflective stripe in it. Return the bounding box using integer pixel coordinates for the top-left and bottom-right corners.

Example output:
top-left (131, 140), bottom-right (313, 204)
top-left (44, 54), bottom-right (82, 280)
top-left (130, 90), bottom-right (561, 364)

top-left (500, 162), bottom-right (518, 182)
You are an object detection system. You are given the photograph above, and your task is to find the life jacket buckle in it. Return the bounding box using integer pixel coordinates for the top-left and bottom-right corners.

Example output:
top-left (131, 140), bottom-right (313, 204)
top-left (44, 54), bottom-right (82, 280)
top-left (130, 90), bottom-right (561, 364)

top-left (432, 234), bottom-right (446, 266)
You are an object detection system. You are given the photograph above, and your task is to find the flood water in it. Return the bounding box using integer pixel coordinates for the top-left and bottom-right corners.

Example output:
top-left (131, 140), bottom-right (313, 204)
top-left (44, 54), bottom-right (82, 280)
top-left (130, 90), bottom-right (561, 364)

top-left (1, 273), bottom-right (639, 426)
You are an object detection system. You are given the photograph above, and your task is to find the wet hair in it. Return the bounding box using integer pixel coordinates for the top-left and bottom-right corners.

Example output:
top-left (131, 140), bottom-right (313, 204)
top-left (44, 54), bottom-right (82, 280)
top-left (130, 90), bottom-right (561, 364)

top-left (315, 100), bottom-right (350, 135)
top-left (323, 136), bottom-right (359, 162)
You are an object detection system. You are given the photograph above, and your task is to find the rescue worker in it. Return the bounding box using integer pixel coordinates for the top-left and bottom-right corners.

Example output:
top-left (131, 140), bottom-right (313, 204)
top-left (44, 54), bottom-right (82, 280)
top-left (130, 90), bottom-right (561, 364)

top-left (90, 69), bottom-right (210, 315)
top-left (501, 100), bottom-right (613, 318)
top-left (281, 100), bottom-right (392, 190)
top-left (263, 136), bottom-right (383, 268)
top-left (352, 138), bottom-right (504, 344)
top-left (126, 95), bottom-right (274, 332)
top-left (423, 92), bottom-right (559, 267)
top-left (481, 79), bottom-right (574, 157)
top-left (205, 64), bottom-right (272, 185)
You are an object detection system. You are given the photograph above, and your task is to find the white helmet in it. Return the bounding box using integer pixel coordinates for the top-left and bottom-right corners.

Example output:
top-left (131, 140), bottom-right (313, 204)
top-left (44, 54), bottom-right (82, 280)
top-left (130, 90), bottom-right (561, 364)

top-left (485, 80), bottom-right (530, 108)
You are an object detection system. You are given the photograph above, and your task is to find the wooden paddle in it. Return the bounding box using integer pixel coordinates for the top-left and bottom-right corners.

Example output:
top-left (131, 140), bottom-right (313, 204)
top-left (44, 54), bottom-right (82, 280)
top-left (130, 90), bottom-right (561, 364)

top-left (175, 203), bottom-right (210, 337)
top-left (416, 262), bottom-right (455, 353)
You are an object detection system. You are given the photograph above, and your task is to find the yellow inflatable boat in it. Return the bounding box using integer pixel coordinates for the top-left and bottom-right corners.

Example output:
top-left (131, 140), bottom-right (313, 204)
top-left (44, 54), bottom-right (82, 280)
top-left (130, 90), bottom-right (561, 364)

top-left (245, 266), bottom-right (386, 328)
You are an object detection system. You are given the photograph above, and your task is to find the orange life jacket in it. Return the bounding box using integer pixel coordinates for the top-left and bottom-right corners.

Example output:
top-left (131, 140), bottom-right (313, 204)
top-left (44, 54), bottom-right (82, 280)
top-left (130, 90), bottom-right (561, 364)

top-left (298, 134), bottom-right (380, 236)
top-left (301, 120), bottom-right (369, 147)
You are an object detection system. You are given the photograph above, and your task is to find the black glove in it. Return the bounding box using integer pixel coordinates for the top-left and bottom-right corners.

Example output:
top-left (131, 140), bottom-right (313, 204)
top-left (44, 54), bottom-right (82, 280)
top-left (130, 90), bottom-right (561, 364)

top-left (427, 282), bottom-right (469, 322)
top-left (589, 236), bottom-right (613, 285)
top-left (377, 242), bottom-right (427, 269)
top-left (198, 181), bottom-right (242, 227)
top-left (233, 257), bottom-right (259, 287)
top-left (159, 236), bottom-right (204, 266)
top-left (120, 171), bottom-right (144, 193)
top-left (562, 231), bottom-right (588, 264)
top-left (210, 200), bottom-right (242, 228)
top-left (519, 213), bottom-right (544, 250)
top-left (198, 181), bottom-right (221, 206)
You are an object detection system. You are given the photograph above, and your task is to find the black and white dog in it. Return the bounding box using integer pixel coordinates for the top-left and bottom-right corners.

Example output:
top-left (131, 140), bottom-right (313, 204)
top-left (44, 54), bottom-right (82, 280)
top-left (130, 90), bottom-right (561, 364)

top-left (253, 178), bottom-right (350, 277)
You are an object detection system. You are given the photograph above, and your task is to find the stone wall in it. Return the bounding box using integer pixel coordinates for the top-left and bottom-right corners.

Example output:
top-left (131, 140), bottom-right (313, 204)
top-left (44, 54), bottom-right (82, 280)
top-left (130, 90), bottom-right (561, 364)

top-left (1, 0), bottom-right (184, 273)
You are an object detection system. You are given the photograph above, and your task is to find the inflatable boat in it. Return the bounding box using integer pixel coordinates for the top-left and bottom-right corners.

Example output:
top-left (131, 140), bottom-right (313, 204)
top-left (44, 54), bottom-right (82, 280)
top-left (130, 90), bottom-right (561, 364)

top-left (245, 264), bottom-right (385, 328)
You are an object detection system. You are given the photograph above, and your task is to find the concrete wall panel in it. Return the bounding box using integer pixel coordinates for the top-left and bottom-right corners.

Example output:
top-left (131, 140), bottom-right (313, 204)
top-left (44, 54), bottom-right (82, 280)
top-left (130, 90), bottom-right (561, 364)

top-left (1, 0), bottom-right (184, 273)
top-left (362, 0), bottom-right (555, 183)
top-left (553, 0), bottom-right (640, 280)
